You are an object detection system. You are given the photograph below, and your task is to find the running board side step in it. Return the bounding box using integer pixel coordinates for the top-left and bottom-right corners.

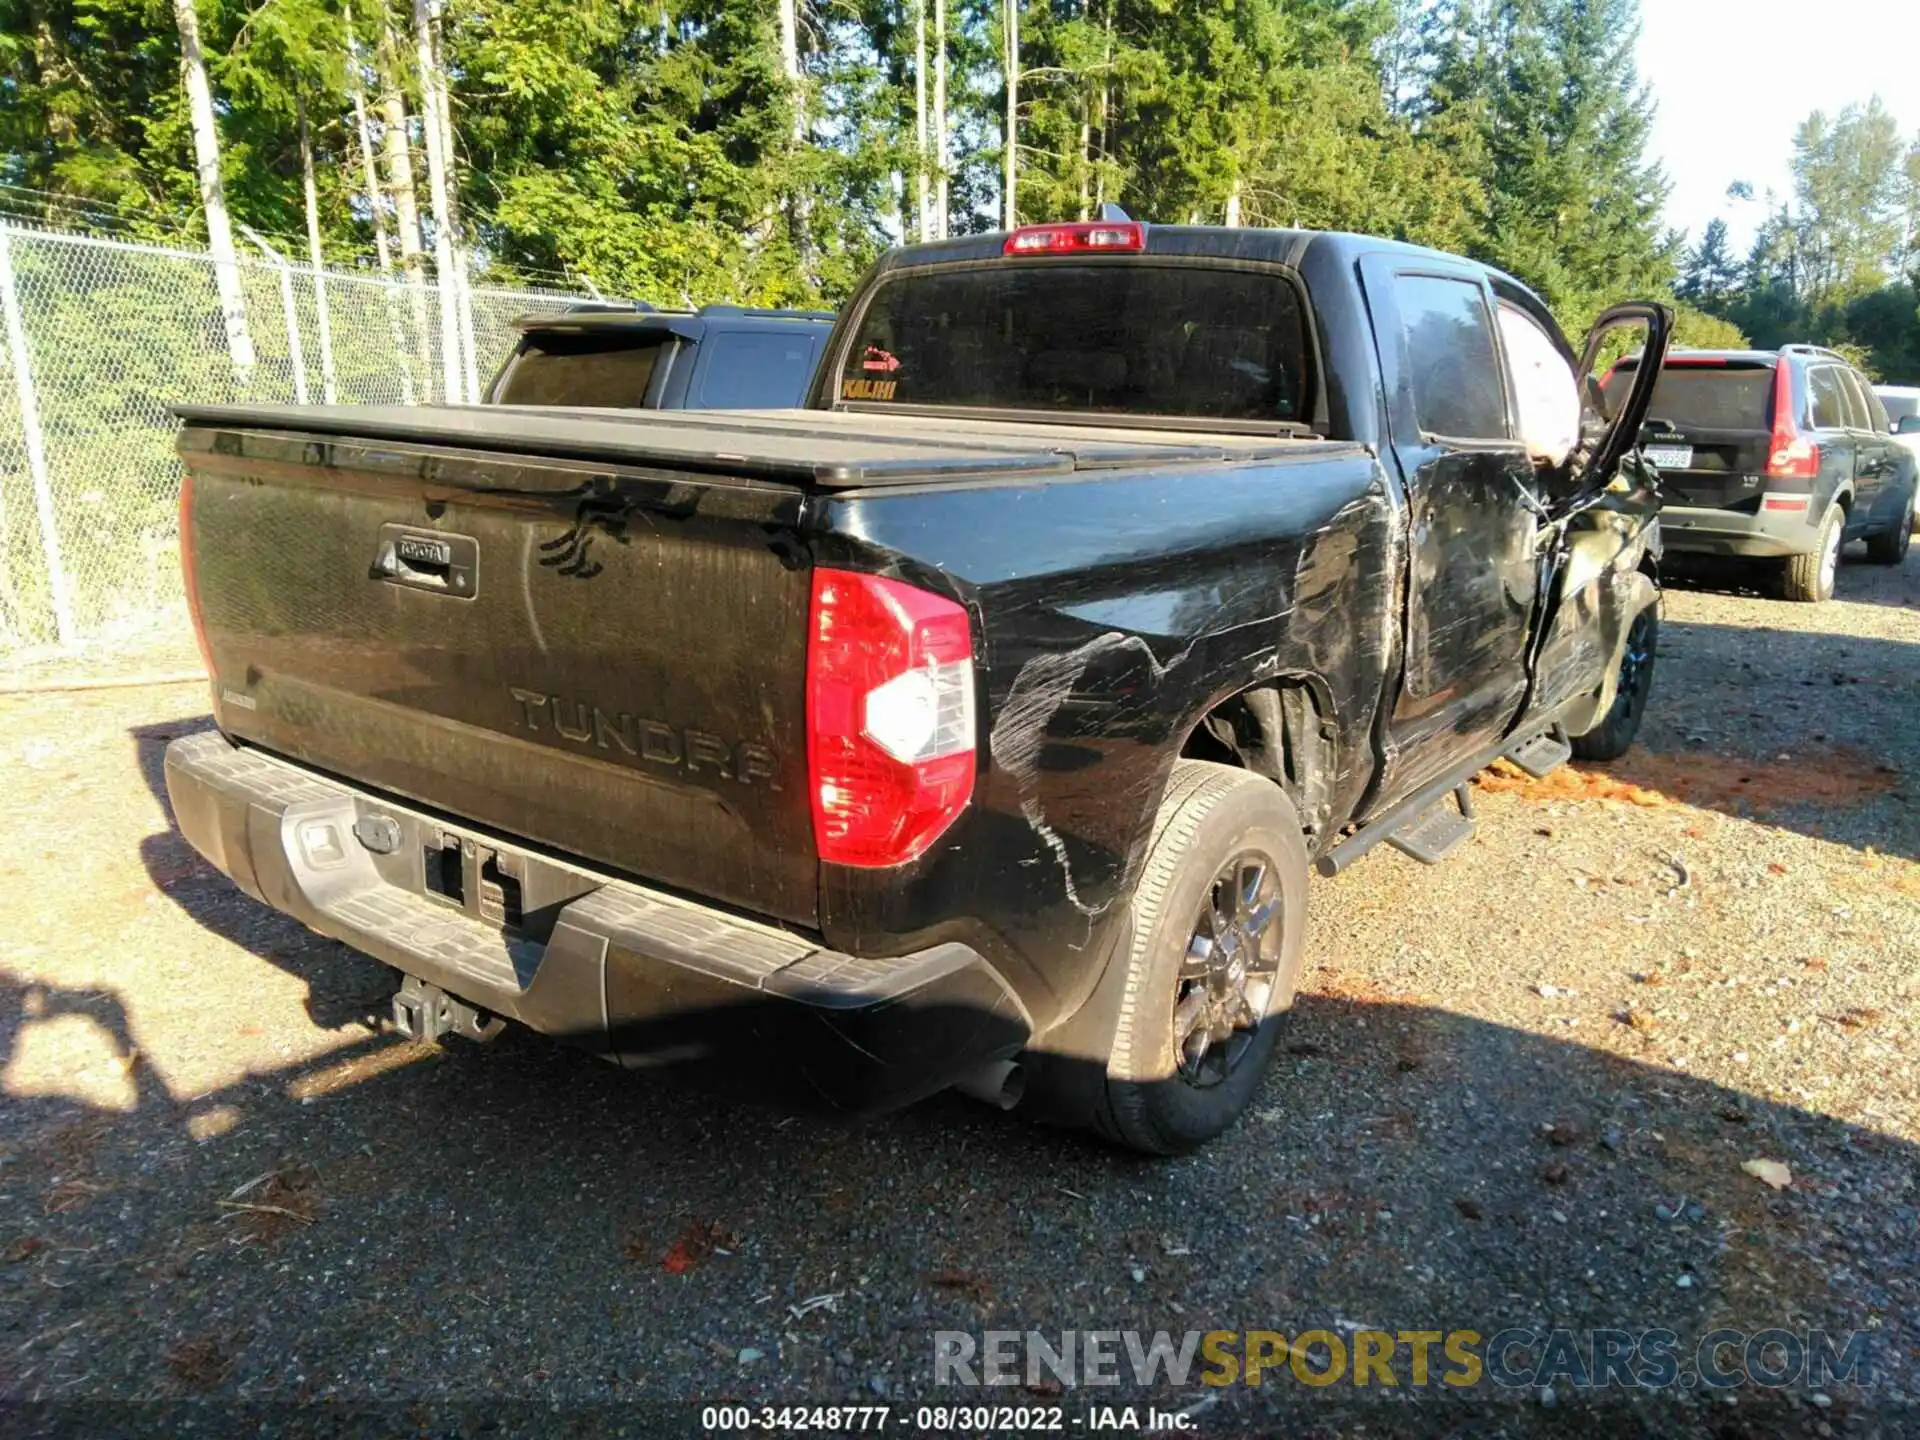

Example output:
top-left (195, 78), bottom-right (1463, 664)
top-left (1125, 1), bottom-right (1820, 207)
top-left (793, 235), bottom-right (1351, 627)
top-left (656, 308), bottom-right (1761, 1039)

top-left (1315, 723), bottom-right (1570, 878)
top-left (1385, 784), bottom-right (1476, 865)
top-left (1505, 725), bottom-right (1572, 779)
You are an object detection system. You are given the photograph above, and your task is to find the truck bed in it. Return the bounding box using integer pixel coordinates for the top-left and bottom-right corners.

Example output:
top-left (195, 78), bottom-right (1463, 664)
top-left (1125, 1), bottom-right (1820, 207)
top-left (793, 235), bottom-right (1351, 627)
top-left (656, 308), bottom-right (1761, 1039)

top-left (173, 402), bottom-right (1322, 488)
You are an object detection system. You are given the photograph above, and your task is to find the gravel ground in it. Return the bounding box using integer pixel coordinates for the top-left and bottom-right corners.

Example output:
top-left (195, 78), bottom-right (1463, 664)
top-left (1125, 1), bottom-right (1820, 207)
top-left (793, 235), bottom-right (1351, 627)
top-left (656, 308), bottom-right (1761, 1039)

top-left (1, 548), bottom-right (1916, 1438)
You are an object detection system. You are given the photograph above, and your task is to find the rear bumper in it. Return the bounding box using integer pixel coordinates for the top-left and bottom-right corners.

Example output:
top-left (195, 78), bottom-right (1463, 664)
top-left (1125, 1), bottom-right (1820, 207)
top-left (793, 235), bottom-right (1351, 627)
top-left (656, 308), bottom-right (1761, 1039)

top-left (164, 731), bottom-right (1028, 1113)
top-left (1658, 502), bottom-right (1818, 558)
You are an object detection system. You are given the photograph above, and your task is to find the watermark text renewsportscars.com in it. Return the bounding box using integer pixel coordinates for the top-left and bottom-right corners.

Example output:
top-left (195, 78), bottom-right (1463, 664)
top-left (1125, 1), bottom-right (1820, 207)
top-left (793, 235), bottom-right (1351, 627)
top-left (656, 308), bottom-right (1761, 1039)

top-left (933, 1328), bottom-right (1870, 1392)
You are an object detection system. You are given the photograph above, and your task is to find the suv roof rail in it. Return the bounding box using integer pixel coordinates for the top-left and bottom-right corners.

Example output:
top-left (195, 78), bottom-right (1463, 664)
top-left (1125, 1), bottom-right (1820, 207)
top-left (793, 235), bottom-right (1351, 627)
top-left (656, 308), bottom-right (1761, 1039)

top-left (1778, 343), bottom-right (1849, 363)
top-left (695, 304), bottom-right (836, 321)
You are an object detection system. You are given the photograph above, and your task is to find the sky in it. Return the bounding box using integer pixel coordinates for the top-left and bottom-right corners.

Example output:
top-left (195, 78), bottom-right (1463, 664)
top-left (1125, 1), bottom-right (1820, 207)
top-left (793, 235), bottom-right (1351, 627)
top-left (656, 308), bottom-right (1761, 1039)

top-left (1638, 0), bottom-right (1919, 254)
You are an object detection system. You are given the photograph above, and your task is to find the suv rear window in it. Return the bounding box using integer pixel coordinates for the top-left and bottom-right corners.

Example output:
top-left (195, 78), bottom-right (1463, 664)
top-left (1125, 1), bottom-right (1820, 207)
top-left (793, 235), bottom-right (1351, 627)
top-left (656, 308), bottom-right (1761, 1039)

top-left (1880, 391), bottom-right (1920, 424)
top-left (839, 262), bottom-right (1312, 423)
top-left (1605, 360), bottom-right (1774, 430)
top-left (494, 330), bottom-right (666, 407)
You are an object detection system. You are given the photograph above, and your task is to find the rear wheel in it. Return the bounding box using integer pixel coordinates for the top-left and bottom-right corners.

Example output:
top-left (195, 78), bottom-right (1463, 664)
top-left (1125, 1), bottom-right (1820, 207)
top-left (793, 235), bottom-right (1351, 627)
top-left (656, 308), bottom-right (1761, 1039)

top-left (1783, 504), bottom-right (1843, 603)
top-left (1095, 761), bottom-right (1308, 1156)
top-left (1864, 487), bottom-right (1914, 565)
top-left (1570, 607), bottom-right (1657, 762)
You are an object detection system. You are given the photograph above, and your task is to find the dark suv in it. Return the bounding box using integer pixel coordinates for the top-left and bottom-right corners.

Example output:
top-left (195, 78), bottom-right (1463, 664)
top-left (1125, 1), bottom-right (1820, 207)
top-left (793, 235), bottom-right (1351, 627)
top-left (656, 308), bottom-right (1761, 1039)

top-left (484, 303), bottom-right (834, 411)
top-left (1608, 344), bottom-right (1916, 601)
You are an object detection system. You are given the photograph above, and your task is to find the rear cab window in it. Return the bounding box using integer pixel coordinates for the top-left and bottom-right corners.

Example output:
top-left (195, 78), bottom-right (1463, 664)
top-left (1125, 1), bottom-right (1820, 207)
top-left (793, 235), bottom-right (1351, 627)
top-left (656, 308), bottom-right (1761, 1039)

top-left (1391, 274), bottom-right (1508, 440)
top-left (835, 261), bottom-right (1313, 425)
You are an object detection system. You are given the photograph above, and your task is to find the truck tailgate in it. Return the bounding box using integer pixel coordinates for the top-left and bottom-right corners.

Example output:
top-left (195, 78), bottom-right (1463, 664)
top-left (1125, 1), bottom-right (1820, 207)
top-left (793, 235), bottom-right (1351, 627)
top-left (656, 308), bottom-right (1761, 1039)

top-left (178, 417), bottom-right (820, 926)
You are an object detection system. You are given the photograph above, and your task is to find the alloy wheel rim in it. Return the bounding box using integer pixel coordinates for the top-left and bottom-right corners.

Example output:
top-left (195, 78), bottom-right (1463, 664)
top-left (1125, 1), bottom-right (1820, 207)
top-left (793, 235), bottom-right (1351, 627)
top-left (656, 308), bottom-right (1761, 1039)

top-left (1612, 611), bottom-right (1654, 722)
top-left (1173, 852), bottom-right (1282, 1088)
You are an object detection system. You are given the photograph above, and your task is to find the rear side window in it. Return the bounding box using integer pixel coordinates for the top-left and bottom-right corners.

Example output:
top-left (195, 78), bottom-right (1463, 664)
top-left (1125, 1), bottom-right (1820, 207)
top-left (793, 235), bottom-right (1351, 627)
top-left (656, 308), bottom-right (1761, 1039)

top-left (693, 330), bottom-right (823, 409)
top-left (495, 330), bottom-right (665, 407)
top-left (1392, 275), bottom-right (1508, 440)
top-left (1838, 370), bottom-right (1881, 430)
top-left (1606, 361), bottom-right (1775, 430)
top-left (839, 262), bottom-right (1313, 423)
top-left (1861, 385), bottom-right (1891, 431)
top-left (1808, 367), bottom-right (1850, 430)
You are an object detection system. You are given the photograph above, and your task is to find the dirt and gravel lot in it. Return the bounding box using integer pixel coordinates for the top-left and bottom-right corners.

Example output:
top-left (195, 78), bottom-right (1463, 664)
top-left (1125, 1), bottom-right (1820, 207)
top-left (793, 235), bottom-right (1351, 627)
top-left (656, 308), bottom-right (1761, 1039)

top-left (1, 548), bottom-right (1916, 1438)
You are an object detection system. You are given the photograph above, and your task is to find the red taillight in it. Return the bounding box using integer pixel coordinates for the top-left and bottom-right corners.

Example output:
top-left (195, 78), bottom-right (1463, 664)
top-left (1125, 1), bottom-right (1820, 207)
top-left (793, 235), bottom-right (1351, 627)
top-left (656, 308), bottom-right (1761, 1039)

top-left (806, 569), bottom-right (977, 868)
top-left (1766, 362), bottom-right (1820, 479)
top-left (1003, 221), bottom-right (1146, 255)
top-left (178, 473), bottom-right (213, 675)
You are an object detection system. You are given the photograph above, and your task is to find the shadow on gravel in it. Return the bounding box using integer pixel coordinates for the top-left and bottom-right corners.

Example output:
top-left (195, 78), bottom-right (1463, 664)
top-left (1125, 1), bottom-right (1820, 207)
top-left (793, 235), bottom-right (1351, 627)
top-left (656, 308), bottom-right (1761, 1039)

top-left (1479, 619), bottom-right (1918, 861)
top-left (4, 957), bottom-right (1916, 1436)
top-left (1662, 550), bottom-right (1918, 611)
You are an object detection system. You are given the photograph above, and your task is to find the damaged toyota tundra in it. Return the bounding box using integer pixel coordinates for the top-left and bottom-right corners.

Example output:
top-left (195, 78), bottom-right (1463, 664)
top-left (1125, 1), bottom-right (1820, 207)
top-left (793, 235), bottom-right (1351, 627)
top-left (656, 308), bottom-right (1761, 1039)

top-left (166, 222), bottom-right (1673, 1154)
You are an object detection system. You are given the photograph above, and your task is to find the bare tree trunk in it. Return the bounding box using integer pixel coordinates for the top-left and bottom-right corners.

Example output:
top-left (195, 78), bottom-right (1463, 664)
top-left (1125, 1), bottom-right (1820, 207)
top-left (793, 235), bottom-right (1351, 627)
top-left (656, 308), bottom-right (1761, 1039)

top-left (913, 0), bottom-right (930, 243)
top-left (377, 19), bottom-right (425, 276)
top-left (345, 0), bottom-right (414, 404)
top-left (171, 0), bottom-right (254, 382)
top-left (377, 16), bottom-right (432, 398)
top-left (1003, 0), bottom-right (1018, 230)
top-left (1225, 178), bottom-right (1242, 227)
top-left (297, 96), bottom-right (338, 404)
top-left (778, 0), bottom-right (812, 272)
top-left (428, 10), bottom-right (478, 404)
top-left (933, 0), bottom-right (948, 238)
top-left (412, 0), bottom-right (464, 402)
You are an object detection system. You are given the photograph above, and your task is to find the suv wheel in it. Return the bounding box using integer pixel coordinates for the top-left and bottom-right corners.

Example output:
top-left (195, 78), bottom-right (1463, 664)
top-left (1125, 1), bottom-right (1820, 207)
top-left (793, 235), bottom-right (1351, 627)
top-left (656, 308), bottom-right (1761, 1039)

top-left (1783, 504), bottom-right (1843, 602)
top-left (1095, 761), bottom-right (1308, 1156)
top-left (1864, 486), bottom-right (1914, 565)
top-left (1571, 607), bottom-right (1657, 762)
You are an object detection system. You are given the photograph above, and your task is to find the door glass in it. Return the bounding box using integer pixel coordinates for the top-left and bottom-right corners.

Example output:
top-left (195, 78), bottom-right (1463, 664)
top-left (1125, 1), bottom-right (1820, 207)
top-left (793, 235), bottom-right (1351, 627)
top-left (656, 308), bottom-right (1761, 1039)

top-left (1837, 369), bottom-right (1876, 432)
top-left (1393, 275), bottom-right (1509, 440)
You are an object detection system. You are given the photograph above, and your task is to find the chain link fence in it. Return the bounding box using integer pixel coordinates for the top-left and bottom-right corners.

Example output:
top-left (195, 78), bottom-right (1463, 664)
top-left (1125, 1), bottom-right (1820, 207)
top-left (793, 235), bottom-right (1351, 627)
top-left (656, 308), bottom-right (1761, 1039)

top-left (0, 222), bottom-right (599, 664)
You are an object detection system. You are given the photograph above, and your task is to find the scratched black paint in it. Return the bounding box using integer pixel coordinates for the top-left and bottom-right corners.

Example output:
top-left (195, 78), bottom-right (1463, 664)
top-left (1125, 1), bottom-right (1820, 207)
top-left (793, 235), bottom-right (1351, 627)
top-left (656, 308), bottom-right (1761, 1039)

top-left (175, 228), bottom-right (1669, 1051)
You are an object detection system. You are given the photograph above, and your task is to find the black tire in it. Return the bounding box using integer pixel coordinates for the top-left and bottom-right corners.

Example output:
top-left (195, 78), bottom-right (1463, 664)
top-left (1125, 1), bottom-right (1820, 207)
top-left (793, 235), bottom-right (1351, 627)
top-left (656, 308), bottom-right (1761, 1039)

top-left (1864, 486), bottom-right (1914, 565)
top-left (1094, 760), bottom-right (1309, 1156)
top-left (1570, 607), bottom-right (1658, 762)
top-left (1783, 504), bottom-right (1843, 602)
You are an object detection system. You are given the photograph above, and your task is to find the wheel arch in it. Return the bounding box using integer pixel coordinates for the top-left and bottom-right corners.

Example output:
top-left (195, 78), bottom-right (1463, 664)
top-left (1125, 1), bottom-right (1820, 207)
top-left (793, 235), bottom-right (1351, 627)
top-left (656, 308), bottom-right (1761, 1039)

top-left (1175, 674), bottom-right (1339, 849)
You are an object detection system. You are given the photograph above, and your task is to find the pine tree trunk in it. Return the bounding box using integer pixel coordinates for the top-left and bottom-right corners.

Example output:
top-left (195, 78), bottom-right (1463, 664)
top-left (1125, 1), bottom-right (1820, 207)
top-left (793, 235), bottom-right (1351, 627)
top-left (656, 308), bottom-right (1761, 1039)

top-left (914, 0), bottom-right (930, 242)
top-left (412, 0), bottom-right (464, 403)
top-left (778, 0), bottom-right (812, 272)
top-left (345, 0), bottom-right (414, 404)
top-left (297, 96), bottom-right (338, 404)
top-left (933, 0), bottom-right (948, 238)
top-left (378, 18), bottom-right (425, 278)
top-left (377, 16), bottom-right (433, 397)
top-left (428, 13), bottom-right (477, 402)
top-left (1003, 0), bottom-right (1018, 229)
top-left (171, 0), bottom-right (254, 382)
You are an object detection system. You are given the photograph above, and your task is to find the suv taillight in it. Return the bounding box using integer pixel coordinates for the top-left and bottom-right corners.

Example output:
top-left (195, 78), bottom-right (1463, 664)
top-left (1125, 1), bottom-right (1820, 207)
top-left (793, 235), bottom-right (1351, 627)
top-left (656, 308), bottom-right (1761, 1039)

top-left (806, 569), bottom-right (976, 867)
top-left (179, 473), bottom-right (213, 674)
top-left (1765, 361), bottom-right (1819, 480)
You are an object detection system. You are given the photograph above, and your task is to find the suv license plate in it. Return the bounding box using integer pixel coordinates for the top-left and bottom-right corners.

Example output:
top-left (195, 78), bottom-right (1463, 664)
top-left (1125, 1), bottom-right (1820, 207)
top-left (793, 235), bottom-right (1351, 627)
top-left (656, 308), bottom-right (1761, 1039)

top-left (1643, 445), bottom-right (1693, 470)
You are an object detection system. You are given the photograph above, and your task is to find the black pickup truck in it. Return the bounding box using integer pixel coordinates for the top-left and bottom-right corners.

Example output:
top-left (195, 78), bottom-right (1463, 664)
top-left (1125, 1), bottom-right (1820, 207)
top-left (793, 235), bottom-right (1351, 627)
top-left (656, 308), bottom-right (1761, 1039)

top-left (166, 222), bottom-right (1672, 1153)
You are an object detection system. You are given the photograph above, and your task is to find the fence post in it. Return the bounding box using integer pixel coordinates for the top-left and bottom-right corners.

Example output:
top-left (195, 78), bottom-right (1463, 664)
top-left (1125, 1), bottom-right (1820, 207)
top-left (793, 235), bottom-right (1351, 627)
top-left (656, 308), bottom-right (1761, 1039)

top-left (0, 223), bottom-right (78, 647)
top-left (239, 226), bottom-right (308, 406)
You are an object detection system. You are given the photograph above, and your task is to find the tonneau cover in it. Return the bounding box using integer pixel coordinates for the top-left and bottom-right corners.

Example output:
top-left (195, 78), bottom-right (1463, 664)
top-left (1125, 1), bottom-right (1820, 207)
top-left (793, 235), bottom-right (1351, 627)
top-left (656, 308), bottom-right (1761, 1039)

top-left (171, 402), bottom-right (1326, 488)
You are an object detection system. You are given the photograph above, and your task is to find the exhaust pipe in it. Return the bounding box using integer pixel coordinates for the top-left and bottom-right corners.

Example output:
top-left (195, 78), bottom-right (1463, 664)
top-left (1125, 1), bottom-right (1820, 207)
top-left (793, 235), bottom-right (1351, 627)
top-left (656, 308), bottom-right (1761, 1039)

top-left (953, 1059), bottom-right (1026, 1111)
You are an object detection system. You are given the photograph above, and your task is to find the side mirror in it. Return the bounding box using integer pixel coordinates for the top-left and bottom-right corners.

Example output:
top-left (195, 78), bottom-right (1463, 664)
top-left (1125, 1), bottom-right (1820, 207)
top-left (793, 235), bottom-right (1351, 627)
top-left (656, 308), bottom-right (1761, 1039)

top-left (1896, 415), bottom-right (1920, 436)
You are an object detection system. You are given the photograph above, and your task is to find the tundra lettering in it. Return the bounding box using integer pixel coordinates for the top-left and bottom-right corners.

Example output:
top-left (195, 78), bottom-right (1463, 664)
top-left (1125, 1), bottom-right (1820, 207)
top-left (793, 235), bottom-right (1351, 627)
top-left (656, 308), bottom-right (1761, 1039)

top-left (507, 687), bottom-right (779, 787)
